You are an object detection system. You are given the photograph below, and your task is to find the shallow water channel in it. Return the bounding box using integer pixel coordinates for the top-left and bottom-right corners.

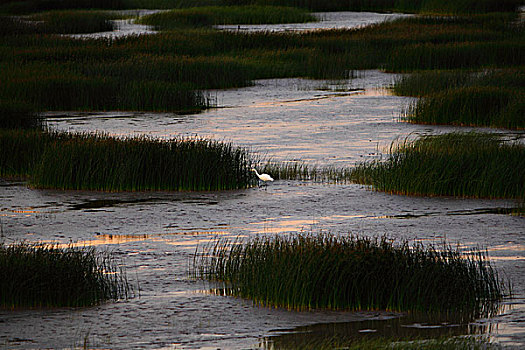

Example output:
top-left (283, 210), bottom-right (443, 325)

top-left (1, 69), bottom-right (524, 348)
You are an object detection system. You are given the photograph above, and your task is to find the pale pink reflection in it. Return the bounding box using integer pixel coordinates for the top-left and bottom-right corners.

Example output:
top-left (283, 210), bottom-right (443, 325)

top-left (248, 218), bottom-right (319, 234)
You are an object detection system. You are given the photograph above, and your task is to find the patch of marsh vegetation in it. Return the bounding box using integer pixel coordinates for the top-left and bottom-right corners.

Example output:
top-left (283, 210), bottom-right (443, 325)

top-left (138, 5), bottom-right (317, 29)
top-left (0, 242), bottom-right (131, 308)
top-left (193, 233), bottom-right (506, 315)
top-left (1, 0), bottom-right (522, 15)
top-left (0, 129), bottom-right (254, 191)
top-left (1, 8), bottom-right (522, 112)
top-left (0, 100), bottom-right (42, 129)
top-left (224, 0), bottom-right (523, 14)
top-left (351, 132), bottom-right (525, 199)
top-left (28, 10), bottom-right (118, 34)
top-left (394, 69), bottom-right (525, 129)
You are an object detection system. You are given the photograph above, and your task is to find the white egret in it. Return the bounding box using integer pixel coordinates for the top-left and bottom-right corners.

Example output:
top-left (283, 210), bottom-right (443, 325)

top-left (251, 168), bottom-right (274, 187)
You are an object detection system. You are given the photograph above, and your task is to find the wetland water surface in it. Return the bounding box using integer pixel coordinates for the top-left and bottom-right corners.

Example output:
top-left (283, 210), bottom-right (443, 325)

top-left (1, 70), bottom-right (524, 349)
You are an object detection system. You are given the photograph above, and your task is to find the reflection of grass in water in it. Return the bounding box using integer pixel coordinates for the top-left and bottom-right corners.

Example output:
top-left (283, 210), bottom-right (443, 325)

top-left (193, 233), bottom-right (506, 315)
top-left (266, 335), bottom-right (498, 350)
top-left (138, 5), bottom-right (317, 29)
top-left (351, 132), bottom-right (525, 199)
top-left (0, 242), bottom-right (131, 308)
top-left (265, 309), bottom-right (500, 349)
top-left (0, 130), bottom-right (255, 191)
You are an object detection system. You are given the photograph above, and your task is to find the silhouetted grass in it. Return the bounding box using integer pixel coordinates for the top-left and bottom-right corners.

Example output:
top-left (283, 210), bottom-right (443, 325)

top-left (139, 5), bottom-right (316, 29)
top-left (28, 10), bottom-right (117, 34)
top-left (193, 233), bottom-right (505, 315)
top-left (351, 132), bottom-right (525, 199)
top-left (0, 242), bottom-right (131, 308)
top-left (0, 129), bottom-right (54, 178)
top-left (224, 0), bottom-right (523, 13)
top-left (0, 100), bottom-right (42, 129)
top-left (0, 129), bottom-right (254, 191)
top-left (0, 0), bottom-right (123, 15)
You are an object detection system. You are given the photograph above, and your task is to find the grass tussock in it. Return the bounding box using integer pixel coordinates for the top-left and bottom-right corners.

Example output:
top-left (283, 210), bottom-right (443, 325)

top-left (225, 0), bottom-right (523, 14)
top-left (394, 69), bottom-right (525, 129)
top-left (138, 5), bottom-right (316, 29)
top-left (0, 130), bottom-right (255, 191)
top-left (0, 100), bottom-right (42, 129)
top-left (0, 242), bottom-right (131, 308)
top-left (28, 10), bottom-right (117, 34)
top-left (351, 132), bottom-right (525, 199)
top-left (193, 233), bottom-right (505, 315)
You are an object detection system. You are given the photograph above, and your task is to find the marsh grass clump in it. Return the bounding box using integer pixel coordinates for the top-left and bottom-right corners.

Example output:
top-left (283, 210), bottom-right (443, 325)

top-left (0, 242), bottom-right (130, 308)
top-left (0, 130), bottom-right (255, 191)
top-left (32, 134), bottom-right (253, 191)
top-left (0, 128), bottom-right (54, 178)
top-left (351, 132), bottom-right (525, 199)
top-left (29, 10), bottom-right (117, 34)
top-left (194, 233), bottom-right (505, 314)
top-left (0, 100), bottom-right (42, 129)
top-left (138, 5), bottom-right (316, 29)
top-left (227, 0), bottom-right (523, 13)
top-left (395, 69), bottom-right (525, 129)
top-left (403, 86), bottom-right (523, 129)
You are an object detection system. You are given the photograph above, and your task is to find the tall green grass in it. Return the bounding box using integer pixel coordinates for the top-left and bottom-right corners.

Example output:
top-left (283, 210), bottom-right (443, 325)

top-left (1, 12), bottom-right (522, 112)
top-left (224, 0), bottom-right (523, 13)
top-left (0, 129), bottom-right (53, 178)
top-left (0, 242), bottom-right (131, 308)
top-left (394, 69), bottom-right (524, 129)
top-left (403, 86), bottom-right (524, 129)
top-left (138, 5), bottom-right (316, 29)
top-left (0, 0), bottom-right (123, 15)
top-left (0, 130), bottom-right (255, 191)
top-left (28, 10), bottom-right (117, 34)
top-left (0, 100), bottom-right (42, 129)
top-left (351, 132), bottom-right (525, 199)
top-left (193, 233), bottom-right (505, 315)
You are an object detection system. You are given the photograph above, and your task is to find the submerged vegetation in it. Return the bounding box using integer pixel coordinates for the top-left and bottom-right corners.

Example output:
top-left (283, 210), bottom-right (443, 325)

top-left (0, 242), bottom-right (131, 308)
top-left (194, 233), bottom-right (505, 314)
top-left (0, 130), bottom-right (254, 191)
top-left (351, 132), bottom-right (525, 199)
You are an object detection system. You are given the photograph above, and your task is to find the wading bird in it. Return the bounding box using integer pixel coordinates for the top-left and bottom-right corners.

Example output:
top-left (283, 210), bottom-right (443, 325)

top-left (252, 168), bottom-right (274, 187)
